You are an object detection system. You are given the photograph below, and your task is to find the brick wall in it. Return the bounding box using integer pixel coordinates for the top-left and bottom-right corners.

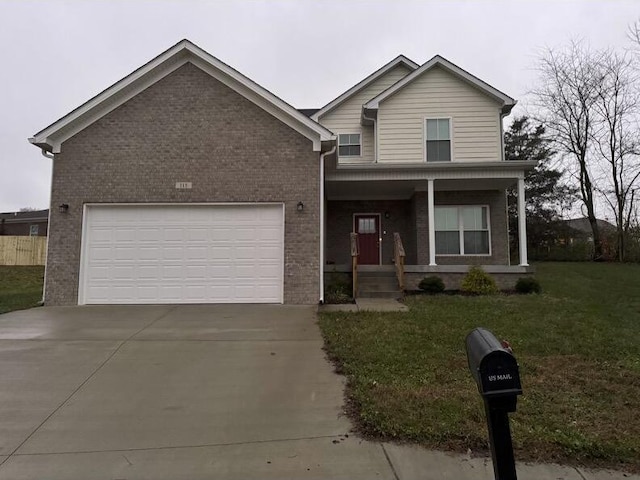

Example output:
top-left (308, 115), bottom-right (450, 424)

top-left (434, 190), bottom-right (509, 265)
top-left (46, 62), bottom-right (320, 305)
top-left (414, 190), bottom-right (509, 265)
top-left (326, 190), bottom-right (509, 267)
top-left (405, 271), bottom-right (531, 291)
top-left (325, 200), bottom-right (413, 265)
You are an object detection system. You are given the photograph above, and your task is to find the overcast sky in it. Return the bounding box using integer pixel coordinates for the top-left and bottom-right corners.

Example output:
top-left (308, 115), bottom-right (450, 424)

top-left (0, 0), bottom-right (637, 212)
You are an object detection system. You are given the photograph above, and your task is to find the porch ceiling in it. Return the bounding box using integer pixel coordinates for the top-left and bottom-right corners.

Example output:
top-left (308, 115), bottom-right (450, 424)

top-left (325, 178), bottom-right (517, 200)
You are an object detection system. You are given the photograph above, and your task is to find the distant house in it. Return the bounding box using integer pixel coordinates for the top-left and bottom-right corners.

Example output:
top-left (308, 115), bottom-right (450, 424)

top-left (560, 217), bottom-right (616, 244)
top-left (0, 210), bottom-right (49, 236)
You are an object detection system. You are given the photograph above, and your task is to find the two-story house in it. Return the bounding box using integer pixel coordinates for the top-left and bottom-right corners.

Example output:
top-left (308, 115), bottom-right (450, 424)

top-left (29, 40), bottom-right (534, 306)
top-left (313, 55), bottom-right (535, 295)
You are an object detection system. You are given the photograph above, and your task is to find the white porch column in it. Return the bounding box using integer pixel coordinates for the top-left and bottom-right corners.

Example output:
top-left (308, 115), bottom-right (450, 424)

top-left (428, 179), bottom-right (437, 266)
top-left (517, 177), bottom-right (529, 266)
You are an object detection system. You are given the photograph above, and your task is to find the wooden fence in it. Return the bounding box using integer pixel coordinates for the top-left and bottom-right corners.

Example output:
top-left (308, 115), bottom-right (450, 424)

top-left (0, 236), bottom-right (47, 266)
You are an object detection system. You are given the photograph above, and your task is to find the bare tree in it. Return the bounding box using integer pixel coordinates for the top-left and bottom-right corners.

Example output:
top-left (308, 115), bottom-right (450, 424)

top-left (531, 42), bottom-right (606, 259)
top-left (591, 52), bottom-right (640, 261)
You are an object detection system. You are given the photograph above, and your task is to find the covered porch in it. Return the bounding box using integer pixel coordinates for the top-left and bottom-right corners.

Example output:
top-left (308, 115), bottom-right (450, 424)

top-left (322, 162), bottom-right (535, 293)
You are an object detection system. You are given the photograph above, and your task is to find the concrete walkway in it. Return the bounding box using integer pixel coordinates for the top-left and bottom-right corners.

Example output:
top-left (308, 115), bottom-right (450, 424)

top-left (0, 305), bottom-right (636, 479)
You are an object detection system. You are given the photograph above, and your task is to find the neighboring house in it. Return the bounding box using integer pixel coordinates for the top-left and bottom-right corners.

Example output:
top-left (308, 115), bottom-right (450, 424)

top-left (29, 40), bottom-right (534, 306)
top-left (560, 217), bottom-right (616, 244)
top-left (0, 209), bottom-right (49, 236)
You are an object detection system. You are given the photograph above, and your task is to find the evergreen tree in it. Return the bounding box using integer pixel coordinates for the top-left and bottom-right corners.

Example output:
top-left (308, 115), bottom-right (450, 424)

top-left (506, 117), bottom-right (577, 256)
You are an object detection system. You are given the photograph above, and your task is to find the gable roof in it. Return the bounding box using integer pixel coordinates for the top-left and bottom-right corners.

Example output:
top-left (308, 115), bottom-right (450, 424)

top-left (0, 209), bottom-right (49, 222)
top-left (310, 55), bottom-right (419, 122)
top-left (363, 55), bottom-right (516, 114)
top-left (562, 217), bottom-right (616, 234)
top-left (29, 40), bottom-right (334, 153)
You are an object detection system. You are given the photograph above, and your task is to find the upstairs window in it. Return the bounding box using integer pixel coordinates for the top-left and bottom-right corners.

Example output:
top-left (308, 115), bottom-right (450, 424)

top-left (425, 118), bottom-right (451, 162)
top-left (435, 206), bottom-right (490, 255)
top-left (29, 224), bottom-right (39, 236)
top-left (338, 133), bottom-right (361, 157)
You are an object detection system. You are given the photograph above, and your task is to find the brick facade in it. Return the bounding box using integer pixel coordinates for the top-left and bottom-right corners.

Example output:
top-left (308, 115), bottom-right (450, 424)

top-left (325, 190), bottom-right (510, 267)
top-left (46, 63), bottom-right (320, 305)
top-left (325, 200), bottom-right (413, 266)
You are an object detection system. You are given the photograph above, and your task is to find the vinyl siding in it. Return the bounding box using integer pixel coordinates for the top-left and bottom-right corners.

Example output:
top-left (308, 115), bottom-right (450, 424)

top-left (319, 65), bottom-right (412, 164)
top-left (377, 66), bottom-right (503, 163)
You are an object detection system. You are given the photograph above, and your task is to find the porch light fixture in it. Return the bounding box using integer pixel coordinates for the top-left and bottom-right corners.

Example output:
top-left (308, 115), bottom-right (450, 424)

top-left (297, 201), bottom-right (304, 212)
top-left (58, 203), bottom-right (69, 214)
top-left (384, 211), bottom-right (390, 219)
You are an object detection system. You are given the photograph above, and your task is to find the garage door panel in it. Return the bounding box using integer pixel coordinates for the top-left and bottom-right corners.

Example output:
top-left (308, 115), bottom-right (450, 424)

top-left (81, 204), bottom-right (284, 304)
top-left (115, 228), bottom-right (136, 242)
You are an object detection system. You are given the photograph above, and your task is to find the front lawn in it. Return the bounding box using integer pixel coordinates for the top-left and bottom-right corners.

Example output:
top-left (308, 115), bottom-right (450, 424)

top-left (319, 262), bottom-right (640, 472)
top-left (0, 266), bottom-right (44, 314)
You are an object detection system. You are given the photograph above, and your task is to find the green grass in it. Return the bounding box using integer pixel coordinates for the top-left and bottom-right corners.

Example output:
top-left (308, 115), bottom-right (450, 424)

top-left (0, 266), bottom-right (44, 314)
top-left (319, 262), bottom-right (640, 472)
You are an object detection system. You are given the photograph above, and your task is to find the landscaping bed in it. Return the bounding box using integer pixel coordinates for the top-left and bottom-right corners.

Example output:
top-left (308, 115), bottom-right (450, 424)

top-left (319, 262), bottom-right (640, 472)
top-left (0, 266), bottom-right (44, 314)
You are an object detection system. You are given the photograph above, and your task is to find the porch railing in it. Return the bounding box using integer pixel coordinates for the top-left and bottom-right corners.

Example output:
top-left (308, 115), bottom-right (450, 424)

top-left (393, 232), bottom-right (406, 292)
top-left (350, 232), bottom-right (359, 298)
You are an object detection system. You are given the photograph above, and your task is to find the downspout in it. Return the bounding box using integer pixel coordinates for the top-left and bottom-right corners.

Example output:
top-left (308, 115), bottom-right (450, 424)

top-left (40, 147), bottom-right (54, 304)
top-left (319, 144), bottom-right (336, 304)
top-left (362, 110), bottom-right (377, 162)
top-left (499, 112), bottom-right (507, 162)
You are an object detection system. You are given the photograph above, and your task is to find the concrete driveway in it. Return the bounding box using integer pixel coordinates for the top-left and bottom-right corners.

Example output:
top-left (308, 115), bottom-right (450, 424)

top-left (0, 305), bottom-right (396, 479)
top-left (0, 305), bottom-right (636, 480)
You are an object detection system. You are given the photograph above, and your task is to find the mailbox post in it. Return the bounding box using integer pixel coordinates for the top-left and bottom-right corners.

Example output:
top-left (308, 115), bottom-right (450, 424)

top-left (466, 328), bottom-right (522, 480)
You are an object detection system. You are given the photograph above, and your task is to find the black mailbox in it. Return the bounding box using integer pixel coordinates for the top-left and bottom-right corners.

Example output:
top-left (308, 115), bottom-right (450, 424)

top-left (466, 327), bottom-right (523, 480)
top-left (466, 328), bottom-right (522, 403)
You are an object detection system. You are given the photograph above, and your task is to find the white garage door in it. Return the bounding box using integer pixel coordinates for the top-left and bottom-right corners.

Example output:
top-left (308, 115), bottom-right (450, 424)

top-left (80, 204), bottom-right (284, 304)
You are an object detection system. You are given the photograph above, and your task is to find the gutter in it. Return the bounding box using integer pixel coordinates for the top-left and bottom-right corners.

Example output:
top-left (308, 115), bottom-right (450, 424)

top-left (319, 144), bottom-right (336, 304)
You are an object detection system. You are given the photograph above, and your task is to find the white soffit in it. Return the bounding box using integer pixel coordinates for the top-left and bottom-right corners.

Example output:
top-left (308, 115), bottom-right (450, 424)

top-left (29, 40), bottom-right (333, 153)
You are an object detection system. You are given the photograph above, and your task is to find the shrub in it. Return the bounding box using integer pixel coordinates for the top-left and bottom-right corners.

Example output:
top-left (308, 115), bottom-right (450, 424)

top-left (418, 275), bottom-right (445, 294)
top-left (460, 266), bottom-right (498, 295)
top-left (325, 272), bottom-right (352, 304)
top-left (515, 277), bottom-right (541, 294)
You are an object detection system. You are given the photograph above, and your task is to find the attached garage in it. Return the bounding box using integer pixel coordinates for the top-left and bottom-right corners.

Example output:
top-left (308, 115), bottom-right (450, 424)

top-left (79, 204), bottom-right (284, 305)
top-left (30, 40), bottom-right (329, 305)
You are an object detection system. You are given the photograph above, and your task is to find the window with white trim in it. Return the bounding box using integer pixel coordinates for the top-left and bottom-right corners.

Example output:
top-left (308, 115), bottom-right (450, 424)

top-left (338, 133), bottom-right (361, 157)
top-left (435, 206), bottom-right (490, 255)
top-left (425, 118), bottom-right (451, 162)
top-left (29, 224), bottom-right (39, 236)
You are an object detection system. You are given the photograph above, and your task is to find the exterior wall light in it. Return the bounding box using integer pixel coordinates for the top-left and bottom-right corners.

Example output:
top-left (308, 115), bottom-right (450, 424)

top-left (297, 201), bottom-right (304, 212)
top-left (58, 204), bottom-right (69, 213)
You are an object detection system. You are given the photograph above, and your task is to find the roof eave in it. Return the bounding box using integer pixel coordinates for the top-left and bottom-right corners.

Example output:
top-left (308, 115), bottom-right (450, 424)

top-left (364, 55), bottom-right (517, 112)
top-left (29, 39), bottom-right (333, 153)
top-left (311, 55), bottom-right (419, 122)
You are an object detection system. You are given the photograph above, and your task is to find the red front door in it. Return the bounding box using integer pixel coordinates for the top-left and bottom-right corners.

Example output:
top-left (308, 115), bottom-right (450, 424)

top-left (355, 214), bottom-right (380, 265)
